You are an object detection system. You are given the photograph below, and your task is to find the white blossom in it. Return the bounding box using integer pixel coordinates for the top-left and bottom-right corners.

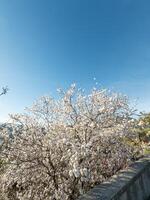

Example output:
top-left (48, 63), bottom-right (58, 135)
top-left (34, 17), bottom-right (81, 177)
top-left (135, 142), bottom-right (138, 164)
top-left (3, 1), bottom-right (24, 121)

top-left (0, 84), bottom-right (136, 200)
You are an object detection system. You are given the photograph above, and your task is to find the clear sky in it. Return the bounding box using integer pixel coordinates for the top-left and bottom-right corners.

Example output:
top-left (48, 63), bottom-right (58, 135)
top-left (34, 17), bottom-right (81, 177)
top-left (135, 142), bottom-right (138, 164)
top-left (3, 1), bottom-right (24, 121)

top-left (0, 0), bottom-right (150, 121)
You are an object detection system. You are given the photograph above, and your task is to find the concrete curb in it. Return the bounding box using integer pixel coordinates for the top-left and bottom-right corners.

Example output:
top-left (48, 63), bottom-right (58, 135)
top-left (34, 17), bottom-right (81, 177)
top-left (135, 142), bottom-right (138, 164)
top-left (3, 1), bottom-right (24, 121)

top-left (78, 156), bottom-right (150, 200)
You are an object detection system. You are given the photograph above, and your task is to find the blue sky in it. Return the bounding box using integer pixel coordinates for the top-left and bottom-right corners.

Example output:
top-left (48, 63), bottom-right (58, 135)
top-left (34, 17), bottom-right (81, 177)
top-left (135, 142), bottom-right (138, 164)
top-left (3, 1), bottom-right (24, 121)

top-left (0, 0), bottom-right (150, 121)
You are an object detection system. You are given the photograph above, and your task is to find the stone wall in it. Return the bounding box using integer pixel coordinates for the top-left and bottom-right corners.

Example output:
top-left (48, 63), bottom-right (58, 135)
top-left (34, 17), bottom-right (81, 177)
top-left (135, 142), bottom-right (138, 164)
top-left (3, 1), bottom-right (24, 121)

top-left (78, 156), bottom-right (150, 200)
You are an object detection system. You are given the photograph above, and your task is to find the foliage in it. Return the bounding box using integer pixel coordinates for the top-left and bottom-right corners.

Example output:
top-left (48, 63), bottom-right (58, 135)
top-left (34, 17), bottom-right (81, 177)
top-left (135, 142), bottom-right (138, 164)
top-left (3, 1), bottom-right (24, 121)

top-left (0, 86), bottom-right (9, 96)
top-left (0, 84), bottom-right (136, 200)
top-left (133, 113), bottom-right (150, 154)
top-left (0, 86), bottom-right (9, 200)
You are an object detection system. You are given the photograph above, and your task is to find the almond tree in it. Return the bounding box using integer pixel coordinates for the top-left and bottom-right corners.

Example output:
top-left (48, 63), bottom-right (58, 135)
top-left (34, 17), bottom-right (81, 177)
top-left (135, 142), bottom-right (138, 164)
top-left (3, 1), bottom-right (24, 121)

top-left (0, 84), bottom-right (136, 200)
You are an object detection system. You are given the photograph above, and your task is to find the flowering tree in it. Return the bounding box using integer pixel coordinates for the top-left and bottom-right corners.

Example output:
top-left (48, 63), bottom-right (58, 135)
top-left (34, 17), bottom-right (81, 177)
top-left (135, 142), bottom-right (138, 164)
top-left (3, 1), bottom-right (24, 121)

top-left (0, 84), bottom-right (136, 200)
